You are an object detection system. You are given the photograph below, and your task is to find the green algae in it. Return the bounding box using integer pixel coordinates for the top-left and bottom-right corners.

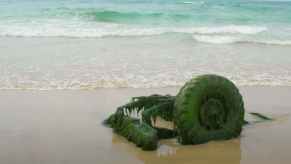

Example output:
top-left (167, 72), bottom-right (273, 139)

top-left (174, 74), bottom-right (245, 145)
top-left (105, 112), bottom-right (158, 150)
top-left (249, 112), bottom-right (273, 121)
top-left (105, 74), bottom-right (273, 151)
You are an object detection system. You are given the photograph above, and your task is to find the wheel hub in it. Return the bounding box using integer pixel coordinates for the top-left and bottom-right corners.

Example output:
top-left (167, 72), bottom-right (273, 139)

top-left (200, 98), bottom-right (226, 130)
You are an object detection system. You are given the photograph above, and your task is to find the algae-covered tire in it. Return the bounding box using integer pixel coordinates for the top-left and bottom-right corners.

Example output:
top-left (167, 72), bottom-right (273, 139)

top-left (174, 74), bottom-right (244, 145)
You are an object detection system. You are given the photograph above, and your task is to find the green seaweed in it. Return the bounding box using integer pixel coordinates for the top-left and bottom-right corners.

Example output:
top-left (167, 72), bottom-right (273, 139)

top-left (105, 74), bottom-right (273, 151)
top-left (174, 74), bottom-right (245, 144)
top-left (104, 94), bottom-right (176, 150)
top-left (249, 112), bottom-right (273, 121)
top-left (105, 112), bottom-right (158, 150)
top-left (155, 127), bottom-right (177, 139)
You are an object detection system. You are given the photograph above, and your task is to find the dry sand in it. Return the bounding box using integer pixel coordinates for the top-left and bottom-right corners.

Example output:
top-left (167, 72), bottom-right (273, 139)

top-left (0, 86), bottom-right (290, 164)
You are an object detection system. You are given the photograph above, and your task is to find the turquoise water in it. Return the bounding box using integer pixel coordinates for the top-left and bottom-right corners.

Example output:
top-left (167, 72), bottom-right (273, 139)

top-left (1, 0), bottom-right (291, 44)
top-left (1, 0), bottom-right (291, 89)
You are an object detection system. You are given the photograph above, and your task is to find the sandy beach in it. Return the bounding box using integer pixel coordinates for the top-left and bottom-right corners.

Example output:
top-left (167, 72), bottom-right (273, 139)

top-left (1, 1), bottom-right (291, 163)
top-left (0, 86), bottom-right (290, 164)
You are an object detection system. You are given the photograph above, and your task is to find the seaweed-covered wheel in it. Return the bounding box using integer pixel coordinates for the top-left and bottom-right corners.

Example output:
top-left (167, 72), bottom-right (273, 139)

top-left (174, 74), bottom-right (245, 145)
top-left (104, 74), bottom-right (269, 150)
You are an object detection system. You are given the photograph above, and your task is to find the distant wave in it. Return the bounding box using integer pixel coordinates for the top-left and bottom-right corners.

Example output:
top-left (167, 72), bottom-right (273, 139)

top-left (250, 40), bottom-right (291, 45)
top-left (193, 34), bottom-right (291, 45)
top-left (2, 20), bottom-right (290, 46)
top-left (0, 19), bottom-right (267, 38)
top-left (87, 10), bottom-right (187, 23)
top-left (44, 8), bottom-right (192, 24)
top-left (182, 25), bottom-right (267, 35)
top-left (2, 18), bottom-right (290, 46)
top-left (193, 35), bottom-right (239, 44)
top-left (87, 10), bottom-right (160, 23)
top-left (182, 1), bottom-right (194, 4)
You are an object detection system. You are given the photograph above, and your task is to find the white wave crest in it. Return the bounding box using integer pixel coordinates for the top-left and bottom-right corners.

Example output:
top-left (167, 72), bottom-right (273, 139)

top-left (252, 40), bottom-right (291, 45)
top-left (0, 20), bottom-right (267, 38)
top-left (187, 25), bottom-right (267, 35)
top-left (193, 35), bottom-right (240, 44)
top-left (193, 34), bottom-right (291, 45)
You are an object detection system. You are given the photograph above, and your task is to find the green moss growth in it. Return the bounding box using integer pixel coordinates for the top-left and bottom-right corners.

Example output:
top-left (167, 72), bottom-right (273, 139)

top-left (174, 74), bottom-right (245, 144)
top-left (249, 112), bottom-right (273, 121)
top-left (104, 94), bottom-right (176, 150)
top-left (105, 74), bottom-right (272, 150)
top-left (105, 112), bottom-right (158, 150)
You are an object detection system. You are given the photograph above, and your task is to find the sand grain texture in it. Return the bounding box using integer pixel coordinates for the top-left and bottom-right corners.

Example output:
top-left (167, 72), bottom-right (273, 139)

top-left (0, 87), bottom-right (290, 164)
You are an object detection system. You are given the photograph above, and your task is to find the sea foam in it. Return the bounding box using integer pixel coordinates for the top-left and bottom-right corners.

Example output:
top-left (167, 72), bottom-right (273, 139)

top-left (0, 20), bottom-right (267, 38)
top-left (193, 35), bottom-right (240, 44)
top-left (3, 21), bottom-right (291, 46)
top-left (193, 34), bottom-right (291, 45)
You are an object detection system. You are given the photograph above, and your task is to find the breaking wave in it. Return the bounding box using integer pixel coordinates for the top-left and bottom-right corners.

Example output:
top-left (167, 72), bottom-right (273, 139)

top-left (193, 34), bottom-right (291, 45)
top-left (0, 20), bottom-right (267, 38)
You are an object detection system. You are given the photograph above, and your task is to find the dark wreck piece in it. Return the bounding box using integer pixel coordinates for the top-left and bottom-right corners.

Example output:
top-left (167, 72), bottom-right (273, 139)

top-left (105, 74), bottom-right (271, 150)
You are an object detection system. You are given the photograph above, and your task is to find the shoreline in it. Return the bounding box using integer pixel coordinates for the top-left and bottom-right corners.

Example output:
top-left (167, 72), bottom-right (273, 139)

top-left (0, 86), bottom-right (290, 164)
top-left (2, 36), bottom-right (291, 89)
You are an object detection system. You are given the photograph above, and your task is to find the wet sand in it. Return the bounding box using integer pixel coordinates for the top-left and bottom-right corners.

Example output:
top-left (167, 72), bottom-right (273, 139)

top-left (2, 36), bottom-right (291, 89)
top-left (0, 86), bottom-right (291, 164)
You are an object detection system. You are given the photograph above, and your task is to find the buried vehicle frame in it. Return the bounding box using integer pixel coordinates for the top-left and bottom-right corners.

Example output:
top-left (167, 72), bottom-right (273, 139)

top-left (104, 74), bottom-right (271, 150)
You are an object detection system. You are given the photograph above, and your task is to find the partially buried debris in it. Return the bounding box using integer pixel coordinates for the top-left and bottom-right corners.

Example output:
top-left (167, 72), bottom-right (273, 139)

top-left (104, 74), bottom-right (272, 150)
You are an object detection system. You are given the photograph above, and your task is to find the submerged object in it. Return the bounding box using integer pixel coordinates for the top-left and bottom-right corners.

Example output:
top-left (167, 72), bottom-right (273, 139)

top-left (105, 74), bottom-right (270, 150)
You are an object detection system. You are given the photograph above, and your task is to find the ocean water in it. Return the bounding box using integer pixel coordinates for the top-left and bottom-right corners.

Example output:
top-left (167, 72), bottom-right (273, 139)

top-left (1, 0), bottom-right (291, 89)
top-left (1, 0), bottom-right (291, 44)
